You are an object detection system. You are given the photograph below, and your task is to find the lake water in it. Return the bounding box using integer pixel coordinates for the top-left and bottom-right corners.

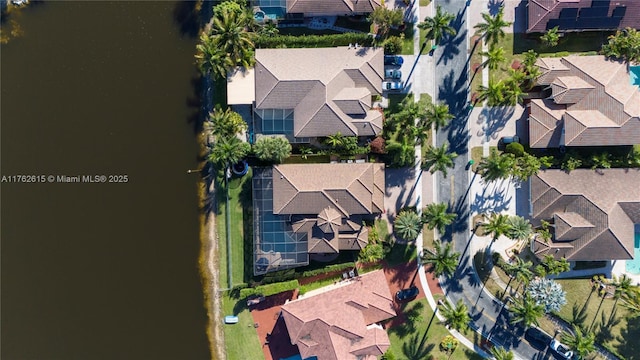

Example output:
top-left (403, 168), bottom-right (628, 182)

top-left (1, 2), bottom-right (211, 359)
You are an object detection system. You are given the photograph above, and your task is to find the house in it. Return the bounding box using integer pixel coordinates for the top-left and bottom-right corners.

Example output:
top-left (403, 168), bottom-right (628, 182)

top-left (526, 0), bottom-right (640, 33)
top-left (280, 270), bottom-right (396, 360)
top-left (251, 0), bottom-right (381, 18)
top-left (528, 55), bottom-right (640, 148)
top-left (228, 46), bottom-right (384, 144)
top-left (529, 169), bottom-right (640, 261)
top-left (252, 163), bottom-right (385, 275)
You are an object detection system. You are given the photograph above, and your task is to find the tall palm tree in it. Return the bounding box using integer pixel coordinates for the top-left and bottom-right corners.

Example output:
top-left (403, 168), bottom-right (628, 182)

top-left (476, 79), bottom-right (506, 106)
top-left (210, 7), bottom-right (255, 69)
top-left (422, 144), bottom-right (458, 177)
top-left (505, 257), bottom-right (533, 295)
top-left (421, 102), bottom-right (454, 131)
top-left (421, 202), bottom-right (457, 234)
top-left (195, 33), bottom-right (233, 78)
top-left (418, 5), bottom-right (456, 46)
top-left (490, 346), bottom-right (514, 360)
top-left (477, 149), bottom-right (515, 181)
top-left (506, 216), bottom-right (533, 242)
top-left (484, 213), bottom-right (511, 243)
top-left (503, 79), bottom-right (525, 105)
top-left (622, 290), bottom-right (640, 317)
top-left (509, 294), bottom-right (544, 328)
top-left (562, 325), bottom-right (595, 359)
top-left (385, 139), bottom-right (416, 168)
top-left (439, 299), bottom-right (470, 332)
top-left (480, 46), bottom-right (506, 70)
top-left (540, 255), bottom-right (570, 276)
top-left (205, 106), bottom-right (247, 140)
top-left (394, 209), bottom-right (422, 241)
top-left (610, 275), bottom-right (635, 318)
top-left (473, 6), bottom-right (512, 47)
top-left (208, 135), bottom-right (251, 167)
top-left (422, 240), bottom-right (460, 277)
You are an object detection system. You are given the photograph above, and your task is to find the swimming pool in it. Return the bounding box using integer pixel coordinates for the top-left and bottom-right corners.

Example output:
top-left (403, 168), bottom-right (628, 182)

top-left (631, 66), bottom-right (640, 87)
top-left (625, 228), bottom-right (640, 274)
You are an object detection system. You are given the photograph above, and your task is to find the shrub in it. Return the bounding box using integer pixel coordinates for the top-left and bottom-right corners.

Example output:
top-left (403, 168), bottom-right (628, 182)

top-left (369, 136), bottom-right (386, 154)
top-left (526, 278), bottom-right (567, 313)
top-left (300, 262), bottom-right (356, 278)
top-left (383, 35), bottom-right (404, 54)
top-left (255, 33), bottom-right (374, 48)
top-left (504, 142), bottom-right (525, 157)
top-left (239, 279), bottom-right (299, 298)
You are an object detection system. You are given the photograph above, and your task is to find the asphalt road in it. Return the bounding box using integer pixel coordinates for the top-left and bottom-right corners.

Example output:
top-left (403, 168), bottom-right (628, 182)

top-left (432, 1), bottom-right (547, 358)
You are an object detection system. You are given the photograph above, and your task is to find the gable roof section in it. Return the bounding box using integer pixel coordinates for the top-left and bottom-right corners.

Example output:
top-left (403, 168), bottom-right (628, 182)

top-left (255, 47), bottom-right (384, 138)
top-left (530, 169), bottom-right (640, 261)
top-left (272, 163), bottom-right (385, 217)
top-left (287, 0), bottom-right (381, 15)
top-left (530, 55), bottom-right (640, 147)
top-left (281, 270), bottom-right (396, 360)
top-left (527, 0), bottom-right (640, 33)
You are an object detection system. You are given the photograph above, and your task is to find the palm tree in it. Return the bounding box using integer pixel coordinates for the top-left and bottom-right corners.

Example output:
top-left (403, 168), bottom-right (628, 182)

top-left (422, 240), bottom-right (460, 277)
top-left (418, 5), bottom-right (456, 46)
top-left (439, 299), bottom-right (471, 332)
top-left (562, 326), bottom-right (595, 359)
top-left (368, 6), bottom-right (403, 38)
top-left (195, 33), bottom-right (232, 78)
top-left (505, 257), bottom-right (533, 295)
top-left (490, 346), bottom-right (514, 360)
top-left (394, 209), bottom-right (422, 241)
top-left (480, 46), bottom-right (506, 70)
top-left (506, 216), bottom-right (533, 242)
top-left (622, 290), bottom-right (640, 317)
top-left (421, 102), bottom-right (454, 131)
top-left (210, 6), bottom-right (255, 69)
top-left (503, 79), bottom-right (525, 105)
top-left (422, 144), bottom-right (458, 177)
top-left (484, 213), bottom-right (511, 243)
top-left (208, 135), bottom-right (251, 167)
top-left (610, 275), bottom-right (635, 319)
top-left (385, 139), bottom-right (416, 168)
top-left (421, 202), bottom-right (457, 234)
top-left (252, 136), bottom-right (292, 164)
top-left (540, 26), bottom-right (560, 47)
top-left (477, 149), bottom-right (515, 181)
top-left (205, 106), bottom-right (247, 139)
top-left (325, 132), bottom-right (344, 148)
top-left (473, 6), bottom-right (512, 47)
top-left (540, 255), bottom-right (570, 276)
top-left (476, 79), bottom-right (506, 106)
top-left (509, 294), bottom-right (544, 328)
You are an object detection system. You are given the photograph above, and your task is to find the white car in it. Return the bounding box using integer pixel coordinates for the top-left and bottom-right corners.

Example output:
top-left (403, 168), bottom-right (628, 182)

top-left (382, 80), bottom-right (403, 92)
top-left (550, 339), bottom-right (574, 359)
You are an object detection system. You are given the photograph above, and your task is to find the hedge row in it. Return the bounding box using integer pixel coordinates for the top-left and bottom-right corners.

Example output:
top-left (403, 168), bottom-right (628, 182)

top-left (239, 279), bottom-right (299, 299)
top-left (255, 33), bottom-right (375, 49)
top-left (301, 262), bottom-right (356, 278)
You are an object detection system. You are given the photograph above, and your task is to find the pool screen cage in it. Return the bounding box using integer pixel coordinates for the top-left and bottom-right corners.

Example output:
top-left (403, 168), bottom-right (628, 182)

top-left (252, 167), bottom-right (309, 275)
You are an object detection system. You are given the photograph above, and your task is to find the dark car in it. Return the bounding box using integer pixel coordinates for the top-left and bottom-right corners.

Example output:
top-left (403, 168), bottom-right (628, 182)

top-left (525, 326), bottom-right (552, 350)
top-left (395, 286), bottom-right (419, 302)
top-left (384, 55), bottom-right (404, 66)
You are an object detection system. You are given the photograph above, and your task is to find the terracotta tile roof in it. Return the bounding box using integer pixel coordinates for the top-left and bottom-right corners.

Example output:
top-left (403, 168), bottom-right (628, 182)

top-left (530, 169), bottom-right (640, 261)
top-left (281, 270), bottom-right (396, 360)
top-left (527, 0), bottom-right (640, 33)
top-left (255, 47), bottom-right (384, 139)
top-left (529, 55), bottom-right (640, 148)
top-left (286, 0), bottom-right (381, 16)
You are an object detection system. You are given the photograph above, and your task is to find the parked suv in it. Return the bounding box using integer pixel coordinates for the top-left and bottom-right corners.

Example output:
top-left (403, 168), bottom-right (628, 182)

top-left (524, 326), bottom-right (552, 350)
top-left (385, 69), bottom-right (402, 79)
top-left (384, 55), bottom-right (404, 66)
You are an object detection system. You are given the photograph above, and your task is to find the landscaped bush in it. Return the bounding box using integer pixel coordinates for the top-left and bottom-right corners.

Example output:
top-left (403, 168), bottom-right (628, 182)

top-left (369, 136), bottom-right (386, 154)
top-left (255, 33), bottom-right (374, 48)
top-left (300, 262), bottom-right (356, 278)
top-left (239, 279), bottom-right (299, 298)
top-left (260, 268), bottom-right (296, 285)
top-left (252, 136), bottom-right (292, 164)
top-left (505, 142), bottom-right (525, 157)
top-left (383, 35), bottom-right (404, 54)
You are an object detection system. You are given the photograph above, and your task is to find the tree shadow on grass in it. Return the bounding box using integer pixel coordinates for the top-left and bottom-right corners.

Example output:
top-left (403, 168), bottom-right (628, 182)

top-left (402, 331), bottom-right (435, 360)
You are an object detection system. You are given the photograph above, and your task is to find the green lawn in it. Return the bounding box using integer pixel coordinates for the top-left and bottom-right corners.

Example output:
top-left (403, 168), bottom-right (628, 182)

top-left (221, 293), bottom-right (263, 359)
top-left (389, 24), bottom-right (415, 55)
top-left (470, 146), bottom-right (497, 172)
top-left (419, 0), bottom-right (431, 5)
top-left (299, 275), bottom-right (343, 295)
top-left (216, 169), bottom-right (253, 288)
top-left (387, 298), bottom-right (485, 360)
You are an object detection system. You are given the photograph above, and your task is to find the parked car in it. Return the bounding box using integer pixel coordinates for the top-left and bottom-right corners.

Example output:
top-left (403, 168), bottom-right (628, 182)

top-left (525, 326), bottom-right (552, 350)
top-left (384, 69), bottom-right (402, 79)
top-left (395, 286), bottom-right (419, 302)
top-left (382, 80), bottom-right (403, 92)
top-left (384, 55), bottom-right (404, 66)
top-left (499, 135), bottom-right (520, 144)
top-left (550, 339), bottom-right (574, 360)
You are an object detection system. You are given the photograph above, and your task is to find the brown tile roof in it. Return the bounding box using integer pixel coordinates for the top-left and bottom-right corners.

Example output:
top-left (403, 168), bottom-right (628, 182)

top-left (530, 169), bottom-right (640, 261)
top-left (273, 163), bottom-right (385, 216)
top-left (286, 0), bottom-right (381, 16)
top-left (529, 55), bottom-right (640, 148)
top-left (527, 0), bottom-right (640, 33)
top-left (255, 47), bottom-right (384, 139)
top-left (281, 270), bottom-right (396, 360)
